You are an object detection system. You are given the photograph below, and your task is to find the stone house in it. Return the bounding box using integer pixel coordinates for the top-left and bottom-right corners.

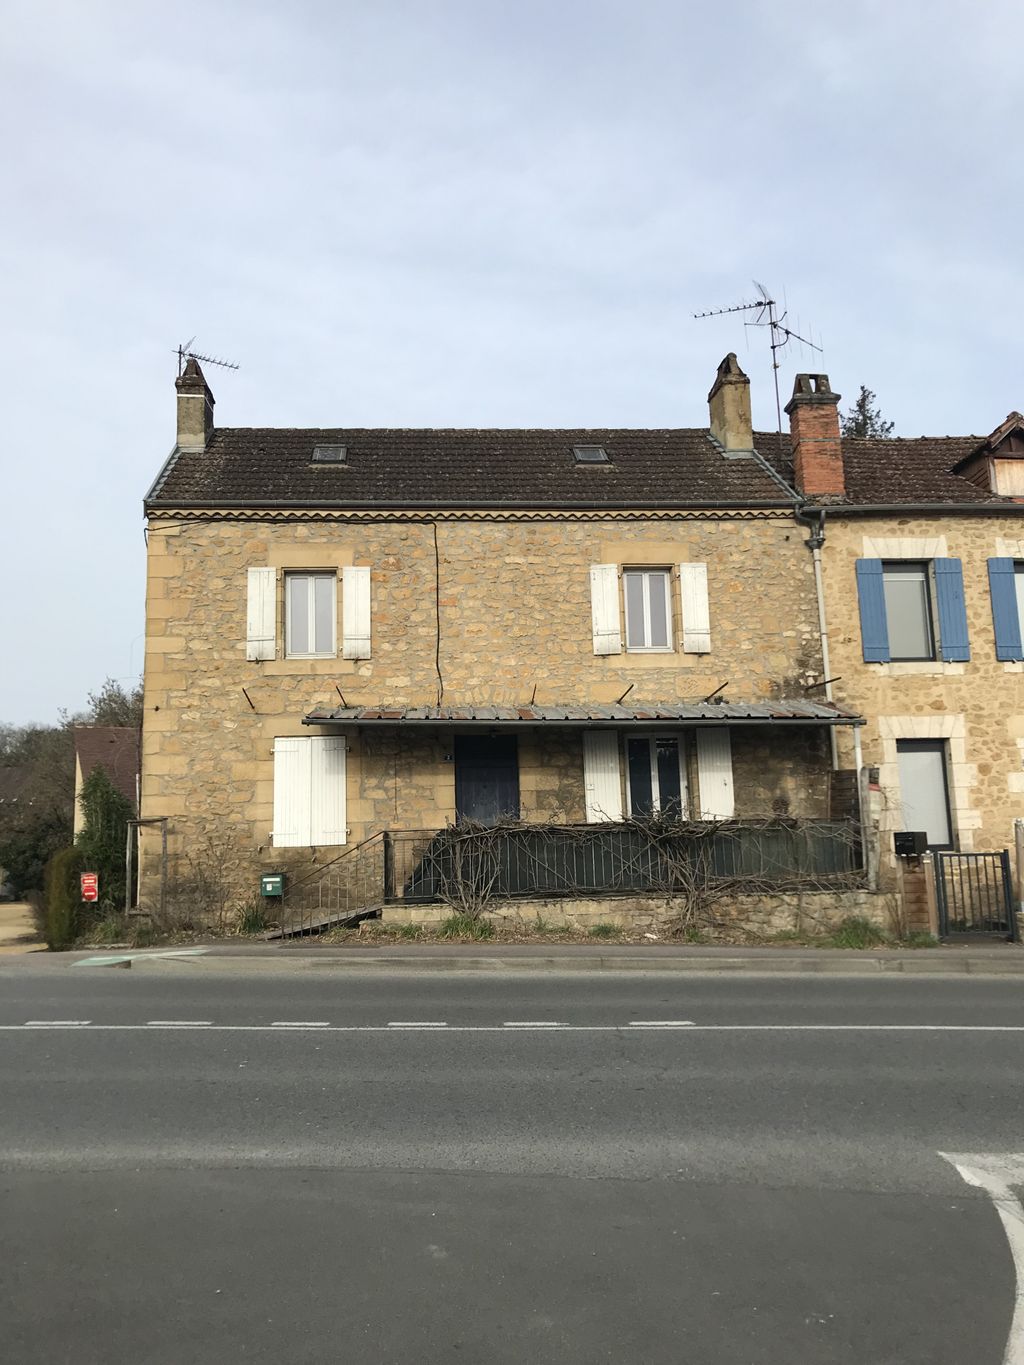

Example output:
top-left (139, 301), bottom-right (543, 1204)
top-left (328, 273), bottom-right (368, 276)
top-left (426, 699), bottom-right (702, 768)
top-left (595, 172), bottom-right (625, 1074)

top-left (138, 355), bottom-right (863, 918)
top-left (777, 376), bottom-right (1024, 932)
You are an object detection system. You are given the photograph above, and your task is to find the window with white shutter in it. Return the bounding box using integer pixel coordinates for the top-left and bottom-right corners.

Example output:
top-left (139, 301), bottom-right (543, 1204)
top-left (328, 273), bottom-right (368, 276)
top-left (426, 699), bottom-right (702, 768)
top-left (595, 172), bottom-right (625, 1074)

top-left (589, 564), bottom-right (622, 654)
top-left (678, 562), bottom-right (711, 653)
top-left (695, 730), bottom-right (734, 819)
top-left (342, 566), bottom-right (371, 659)
top-left (273, 736), bottom-right (347, 847)
top-left (582, 731), bottom-right (623, 822)
top-left (623, 569), bottom-right (673, 651)
top-left (246, 567), bottom-right (277, 661)
top-left (285, 573), bottom-right (337, 658)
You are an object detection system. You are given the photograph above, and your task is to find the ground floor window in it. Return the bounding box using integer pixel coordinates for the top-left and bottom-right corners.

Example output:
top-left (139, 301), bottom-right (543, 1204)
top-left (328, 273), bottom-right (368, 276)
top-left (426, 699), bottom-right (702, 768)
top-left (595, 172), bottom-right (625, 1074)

top-left (272, 736), bottom-right (347, 847)
top-left (895, 738), bottom-right (953, 849)
top-left (625, 736), bottom-right (686, 817)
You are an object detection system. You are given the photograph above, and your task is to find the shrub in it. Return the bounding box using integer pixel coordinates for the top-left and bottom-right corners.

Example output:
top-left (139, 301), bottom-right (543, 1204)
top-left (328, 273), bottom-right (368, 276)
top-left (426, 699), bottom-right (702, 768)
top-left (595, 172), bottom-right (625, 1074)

top-left (439, 913), bottom-right (494, 940)
top-left (396, 922), bottom-right (421, 940)
top-left (828, 915), bottom-right (888, 949)
top-left (91, 913), bottom-right (127, 945)
top-left (588, 922), bottom-right (619, 939)
top-left (235, 898), bottom-right (268, 936)
top-left (75, 767), bottom-right (133, 917)
top-left (43, 846), bottom-right (85, 950)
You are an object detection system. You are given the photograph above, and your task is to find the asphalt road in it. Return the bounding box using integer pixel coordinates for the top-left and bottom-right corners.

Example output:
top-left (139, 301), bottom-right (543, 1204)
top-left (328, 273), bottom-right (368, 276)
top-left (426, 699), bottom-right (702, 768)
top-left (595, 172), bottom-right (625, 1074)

top-left (1, 962), bottom-right (1022, 1363)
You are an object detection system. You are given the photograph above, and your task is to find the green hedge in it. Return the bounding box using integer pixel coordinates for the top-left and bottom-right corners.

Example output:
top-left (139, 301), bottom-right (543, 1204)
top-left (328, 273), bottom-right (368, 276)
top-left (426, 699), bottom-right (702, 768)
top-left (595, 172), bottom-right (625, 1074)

top-left (43, 846), bottom-right (85, 951)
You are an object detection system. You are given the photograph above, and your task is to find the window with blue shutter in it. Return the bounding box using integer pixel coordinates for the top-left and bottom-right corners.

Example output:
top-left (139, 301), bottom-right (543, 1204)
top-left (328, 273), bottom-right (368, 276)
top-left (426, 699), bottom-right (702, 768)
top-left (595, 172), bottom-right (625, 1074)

top-left (855, 560), bottom-right (890, 662)
top-left (988, 558), bottom-right (1024, 661)
top-left (933, 558), bottom-right (970, 662)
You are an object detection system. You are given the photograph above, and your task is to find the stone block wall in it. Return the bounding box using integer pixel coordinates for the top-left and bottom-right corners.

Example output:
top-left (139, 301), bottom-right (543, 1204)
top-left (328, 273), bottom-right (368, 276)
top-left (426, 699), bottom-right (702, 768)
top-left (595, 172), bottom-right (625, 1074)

top-left (823, 515), bottom-right (1024, 883)
top-left (139, 509), bottom-right (826, 907)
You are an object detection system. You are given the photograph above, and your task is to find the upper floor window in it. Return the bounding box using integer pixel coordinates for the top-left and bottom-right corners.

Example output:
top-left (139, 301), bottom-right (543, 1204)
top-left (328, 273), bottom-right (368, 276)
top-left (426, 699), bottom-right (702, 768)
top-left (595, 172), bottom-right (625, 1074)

top-left (1016, 564), bottom-right (1024, 630)
top-left (881, 562), bottom-right (935, 661)
top-left (286, 572), bottom-right (336, 657)
top-left (624, 569), bottom-right (672, 651)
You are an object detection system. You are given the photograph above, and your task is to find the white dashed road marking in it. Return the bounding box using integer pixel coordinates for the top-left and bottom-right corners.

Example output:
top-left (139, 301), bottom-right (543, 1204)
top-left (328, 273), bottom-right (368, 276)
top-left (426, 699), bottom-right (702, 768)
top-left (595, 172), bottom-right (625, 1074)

top-left (942, 1152), bottom-right (1024, 1365)
top-left (629, 1021), bottom-right (695, 1028)
top-left (24, 1020), bottom-right (91, 1028)
top-left (146, 1021), bottom-right (213, 1028)
top-left (387, 1022), bottom-right (448, 1028)
top-left (271, 1021), bottom-right (331, 1028)
top-left (503, 1021), bottom-right (565, 1028)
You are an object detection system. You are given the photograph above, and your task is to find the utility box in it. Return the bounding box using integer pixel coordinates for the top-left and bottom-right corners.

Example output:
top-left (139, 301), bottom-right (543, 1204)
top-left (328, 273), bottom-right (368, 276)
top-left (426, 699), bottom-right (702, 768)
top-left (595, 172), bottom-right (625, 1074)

top-left (894, 831), bottom-right (928, 858)
top-left (260, 872), bottom-right (285, 898)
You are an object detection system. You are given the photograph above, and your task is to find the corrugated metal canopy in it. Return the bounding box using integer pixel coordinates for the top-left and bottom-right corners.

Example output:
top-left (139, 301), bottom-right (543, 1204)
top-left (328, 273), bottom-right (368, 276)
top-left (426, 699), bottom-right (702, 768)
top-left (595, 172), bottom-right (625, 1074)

top-left (303, 700), bottom-right (864, 728)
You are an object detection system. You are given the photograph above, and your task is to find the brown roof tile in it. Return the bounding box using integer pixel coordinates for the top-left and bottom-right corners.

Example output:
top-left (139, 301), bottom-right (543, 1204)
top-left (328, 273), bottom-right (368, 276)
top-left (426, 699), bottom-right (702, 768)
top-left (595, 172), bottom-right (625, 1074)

top-left (73, 727), bottom-right (140, 811)
top-left (147, 428), bottom-right (796, 509)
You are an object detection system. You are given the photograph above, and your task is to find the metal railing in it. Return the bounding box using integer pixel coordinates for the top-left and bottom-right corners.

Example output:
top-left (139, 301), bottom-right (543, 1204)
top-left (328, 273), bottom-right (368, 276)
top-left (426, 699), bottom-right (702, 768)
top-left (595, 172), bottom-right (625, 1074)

top-left (388, 819), bottom-right (863, 906)
top-left (268, 819), bottom-right (864, 936)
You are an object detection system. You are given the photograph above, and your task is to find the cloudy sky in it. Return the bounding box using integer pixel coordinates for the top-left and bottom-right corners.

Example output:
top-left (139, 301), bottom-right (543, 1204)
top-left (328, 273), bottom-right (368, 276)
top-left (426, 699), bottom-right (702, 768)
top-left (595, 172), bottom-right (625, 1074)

top-left (1, 0), bottom-right (1020, 723)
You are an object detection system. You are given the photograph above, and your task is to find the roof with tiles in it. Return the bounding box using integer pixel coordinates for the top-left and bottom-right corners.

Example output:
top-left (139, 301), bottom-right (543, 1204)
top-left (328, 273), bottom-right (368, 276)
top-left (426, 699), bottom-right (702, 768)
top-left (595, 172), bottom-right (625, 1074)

top-left (147, 426), bottom-right (796, 509)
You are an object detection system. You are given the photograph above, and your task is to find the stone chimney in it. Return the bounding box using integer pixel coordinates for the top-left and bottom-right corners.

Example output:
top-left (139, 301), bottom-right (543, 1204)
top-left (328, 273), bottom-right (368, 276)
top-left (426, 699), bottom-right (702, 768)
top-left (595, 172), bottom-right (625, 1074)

top-left (786, 373), bottom-right (844, 497)
top-left (175, 357), bottom-right (215, 450)
top-left (708, 353), bottom-right (753, 452)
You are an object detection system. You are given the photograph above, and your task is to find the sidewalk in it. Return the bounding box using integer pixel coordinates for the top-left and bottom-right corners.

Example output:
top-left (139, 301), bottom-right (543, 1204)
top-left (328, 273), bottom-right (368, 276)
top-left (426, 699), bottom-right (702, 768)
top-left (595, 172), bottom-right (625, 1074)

top-left (50, 938), bottom-right (1024, 975)
top-left (0, 902), bottom-right (44, 955)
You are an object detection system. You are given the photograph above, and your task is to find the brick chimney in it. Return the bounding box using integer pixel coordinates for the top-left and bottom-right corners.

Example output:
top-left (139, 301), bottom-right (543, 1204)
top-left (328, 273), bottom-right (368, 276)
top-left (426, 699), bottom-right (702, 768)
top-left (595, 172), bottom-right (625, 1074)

top-left (786, 373), bottom-right (844, 497)
top-left (175, 357), bottom-right (215, 451)
top-left (708, 353), bottom-right (753, 452)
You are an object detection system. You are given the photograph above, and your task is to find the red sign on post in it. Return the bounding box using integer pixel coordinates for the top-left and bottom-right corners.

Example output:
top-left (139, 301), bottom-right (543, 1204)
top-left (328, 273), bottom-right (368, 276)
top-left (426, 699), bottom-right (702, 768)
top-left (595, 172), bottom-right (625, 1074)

top-left (80, 873), bottom-right (99, 903)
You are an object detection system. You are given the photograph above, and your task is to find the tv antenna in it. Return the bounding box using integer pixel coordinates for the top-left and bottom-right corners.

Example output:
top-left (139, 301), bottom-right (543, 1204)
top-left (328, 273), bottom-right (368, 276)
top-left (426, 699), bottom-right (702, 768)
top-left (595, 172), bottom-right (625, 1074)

top-left (694, 282), bottom-right (821, 434)
top-left (175, 338), bottom-right (240, 376)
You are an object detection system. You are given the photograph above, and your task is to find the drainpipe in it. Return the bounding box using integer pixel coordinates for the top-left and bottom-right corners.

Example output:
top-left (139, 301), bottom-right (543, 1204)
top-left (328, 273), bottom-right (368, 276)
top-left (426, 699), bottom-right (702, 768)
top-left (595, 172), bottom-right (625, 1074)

top-left (795, 508), bottom-right (837, 770)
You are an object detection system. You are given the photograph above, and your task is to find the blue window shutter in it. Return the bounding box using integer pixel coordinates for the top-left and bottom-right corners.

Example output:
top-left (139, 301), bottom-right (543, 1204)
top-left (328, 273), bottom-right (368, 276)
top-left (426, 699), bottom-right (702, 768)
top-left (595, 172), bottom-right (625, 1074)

top-left (855, 560), bottom-right (889, 662)
top-left (988, 558), bottom-right (1023, 661)
top-left (934, 558), bottom-right (970, 662)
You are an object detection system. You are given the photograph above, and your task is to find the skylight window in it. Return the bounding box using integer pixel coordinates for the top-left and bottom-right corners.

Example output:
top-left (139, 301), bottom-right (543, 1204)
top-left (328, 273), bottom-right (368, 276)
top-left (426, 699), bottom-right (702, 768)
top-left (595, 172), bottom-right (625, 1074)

top-left (573, 444), bottom-right (609, 463)
top-left (312, 444), bottom-right (347, 463)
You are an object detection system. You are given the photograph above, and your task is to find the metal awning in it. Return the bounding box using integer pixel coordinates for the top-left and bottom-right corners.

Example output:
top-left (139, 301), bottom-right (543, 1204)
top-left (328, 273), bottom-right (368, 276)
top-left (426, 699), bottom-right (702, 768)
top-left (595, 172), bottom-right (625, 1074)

top-left (303, 700), bottom-right (864, 728)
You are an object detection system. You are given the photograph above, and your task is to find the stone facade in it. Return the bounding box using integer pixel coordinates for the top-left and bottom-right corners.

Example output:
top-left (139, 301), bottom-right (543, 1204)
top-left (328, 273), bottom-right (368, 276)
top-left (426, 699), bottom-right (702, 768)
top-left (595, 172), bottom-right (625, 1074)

top-left (822, 514), bottom-right (1024, 884)
top-left (139, 509), bottom-right (834, 906)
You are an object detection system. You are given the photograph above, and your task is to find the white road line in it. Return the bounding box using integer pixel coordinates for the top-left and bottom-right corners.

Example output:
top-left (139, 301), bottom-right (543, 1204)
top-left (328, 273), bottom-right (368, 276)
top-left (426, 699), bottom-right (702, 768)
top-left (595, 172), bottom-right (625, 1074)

top-left (271, 1021), bottom-right (331, 1028)
top-left (628, 1021), bottom-right (696, 1028)
top-left (2, 1023), bottom-right (1024, 1034)
top-left (387, 1022), bottom-right (448, 1028)
top-left (941, 1152), bottom-right (1024, 1365)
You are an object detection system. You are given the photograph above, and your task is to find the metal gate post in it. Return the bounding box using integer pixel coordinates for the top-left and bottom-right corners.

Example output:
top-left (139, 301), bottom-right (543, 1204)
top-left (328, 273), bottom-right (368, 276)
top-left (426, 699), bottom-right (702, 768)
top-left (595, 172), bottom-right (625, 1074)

top-left (1000, 849), bottom-right (1017, 941)
top-left (934, 852), bottom-right (949, 937)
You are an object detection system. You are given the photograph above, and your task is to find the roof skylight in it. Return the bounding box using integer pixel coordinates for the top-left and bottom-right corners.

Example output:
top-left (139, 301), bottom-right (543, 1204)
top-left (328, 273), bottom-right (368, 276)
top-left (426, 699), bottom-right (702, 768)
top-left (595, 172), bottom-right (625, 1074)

top-left (312, 444), bottom-right (347, 463)
top-left (573, 444), bottom-right (609, 463)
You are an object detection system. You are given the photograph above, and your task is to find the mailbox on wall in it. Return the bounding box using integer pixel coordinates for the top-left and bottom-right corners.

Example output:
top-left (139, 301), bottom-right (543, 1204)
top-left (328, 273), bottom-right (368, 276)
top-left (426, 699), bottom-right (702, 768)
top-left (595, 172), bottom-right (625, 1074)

top-left (893, 831), bottom-right (928, 858)
top-left (260, 873), bottom-right (285, 898)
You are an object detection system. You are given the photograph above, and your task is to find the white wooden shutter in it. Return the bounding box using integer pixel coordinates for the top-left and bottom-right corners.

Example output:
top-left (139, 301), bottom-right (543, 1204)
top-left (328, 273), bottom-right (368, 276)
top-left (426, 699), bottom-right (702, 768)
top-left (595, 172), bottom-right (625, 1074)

top-left (342, 566), bottom-right (371, 660)
top-left (679, 563), bottom-right (711, 654)
top-left (246, 567), bottom-right (277, 661)
top-left (583, 731), bottom-right (623, 823)
top-left (310, 736), bottom-right (347, 846)
top-left (696, 729), bottom-right (734, 819)
top-left (272, 737), bottom-right (311, 847)
top-left (590, 564), bottom-right (621, 655)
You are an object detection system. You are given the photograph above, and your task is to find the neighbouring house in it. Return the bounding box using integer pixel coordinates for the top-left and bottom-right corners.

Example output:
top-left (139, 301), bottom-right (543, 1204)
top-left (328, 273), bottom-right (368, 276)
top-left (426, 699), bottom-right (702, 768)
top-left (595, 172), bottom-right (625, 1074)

top-left (72, 727), bottom-right (140, 837)
top-left (781, 376), bottom-right (1024, 937)
top-left (139, 355), bottom-right (872, 931)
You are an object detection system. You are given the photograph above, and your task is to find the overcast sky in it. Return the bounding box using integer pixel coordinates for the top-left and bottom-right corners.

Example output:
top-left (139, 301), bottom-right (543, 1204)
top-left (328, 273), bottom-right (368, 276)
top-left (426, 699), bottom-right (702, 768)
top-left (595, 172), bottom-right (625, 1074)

top-left (1, 0), bottom-right (1021, 723)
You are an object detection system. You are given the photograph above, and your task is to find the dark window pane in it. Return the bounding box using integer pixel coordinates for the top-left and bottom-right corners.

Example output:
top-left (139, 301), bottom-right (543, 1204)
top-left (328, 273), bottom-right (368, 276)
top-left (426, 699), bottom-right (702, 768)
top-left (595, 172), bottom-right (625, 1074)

top-left (627, 739), bottom-right (654, 815)
top-left (883, 565), bottom-right (933, 659)
top-left (655, 739), bottom-right (682, 814)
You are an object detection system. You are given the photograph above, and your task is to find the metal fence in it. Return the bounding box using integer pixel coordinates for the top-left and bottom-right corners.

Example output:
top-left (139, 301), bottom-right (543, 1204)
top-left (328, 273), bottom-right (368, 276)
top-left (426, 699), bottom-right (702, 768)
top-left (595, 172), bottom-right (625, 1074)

top-left (389, 819), bottom-right (863, 906)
